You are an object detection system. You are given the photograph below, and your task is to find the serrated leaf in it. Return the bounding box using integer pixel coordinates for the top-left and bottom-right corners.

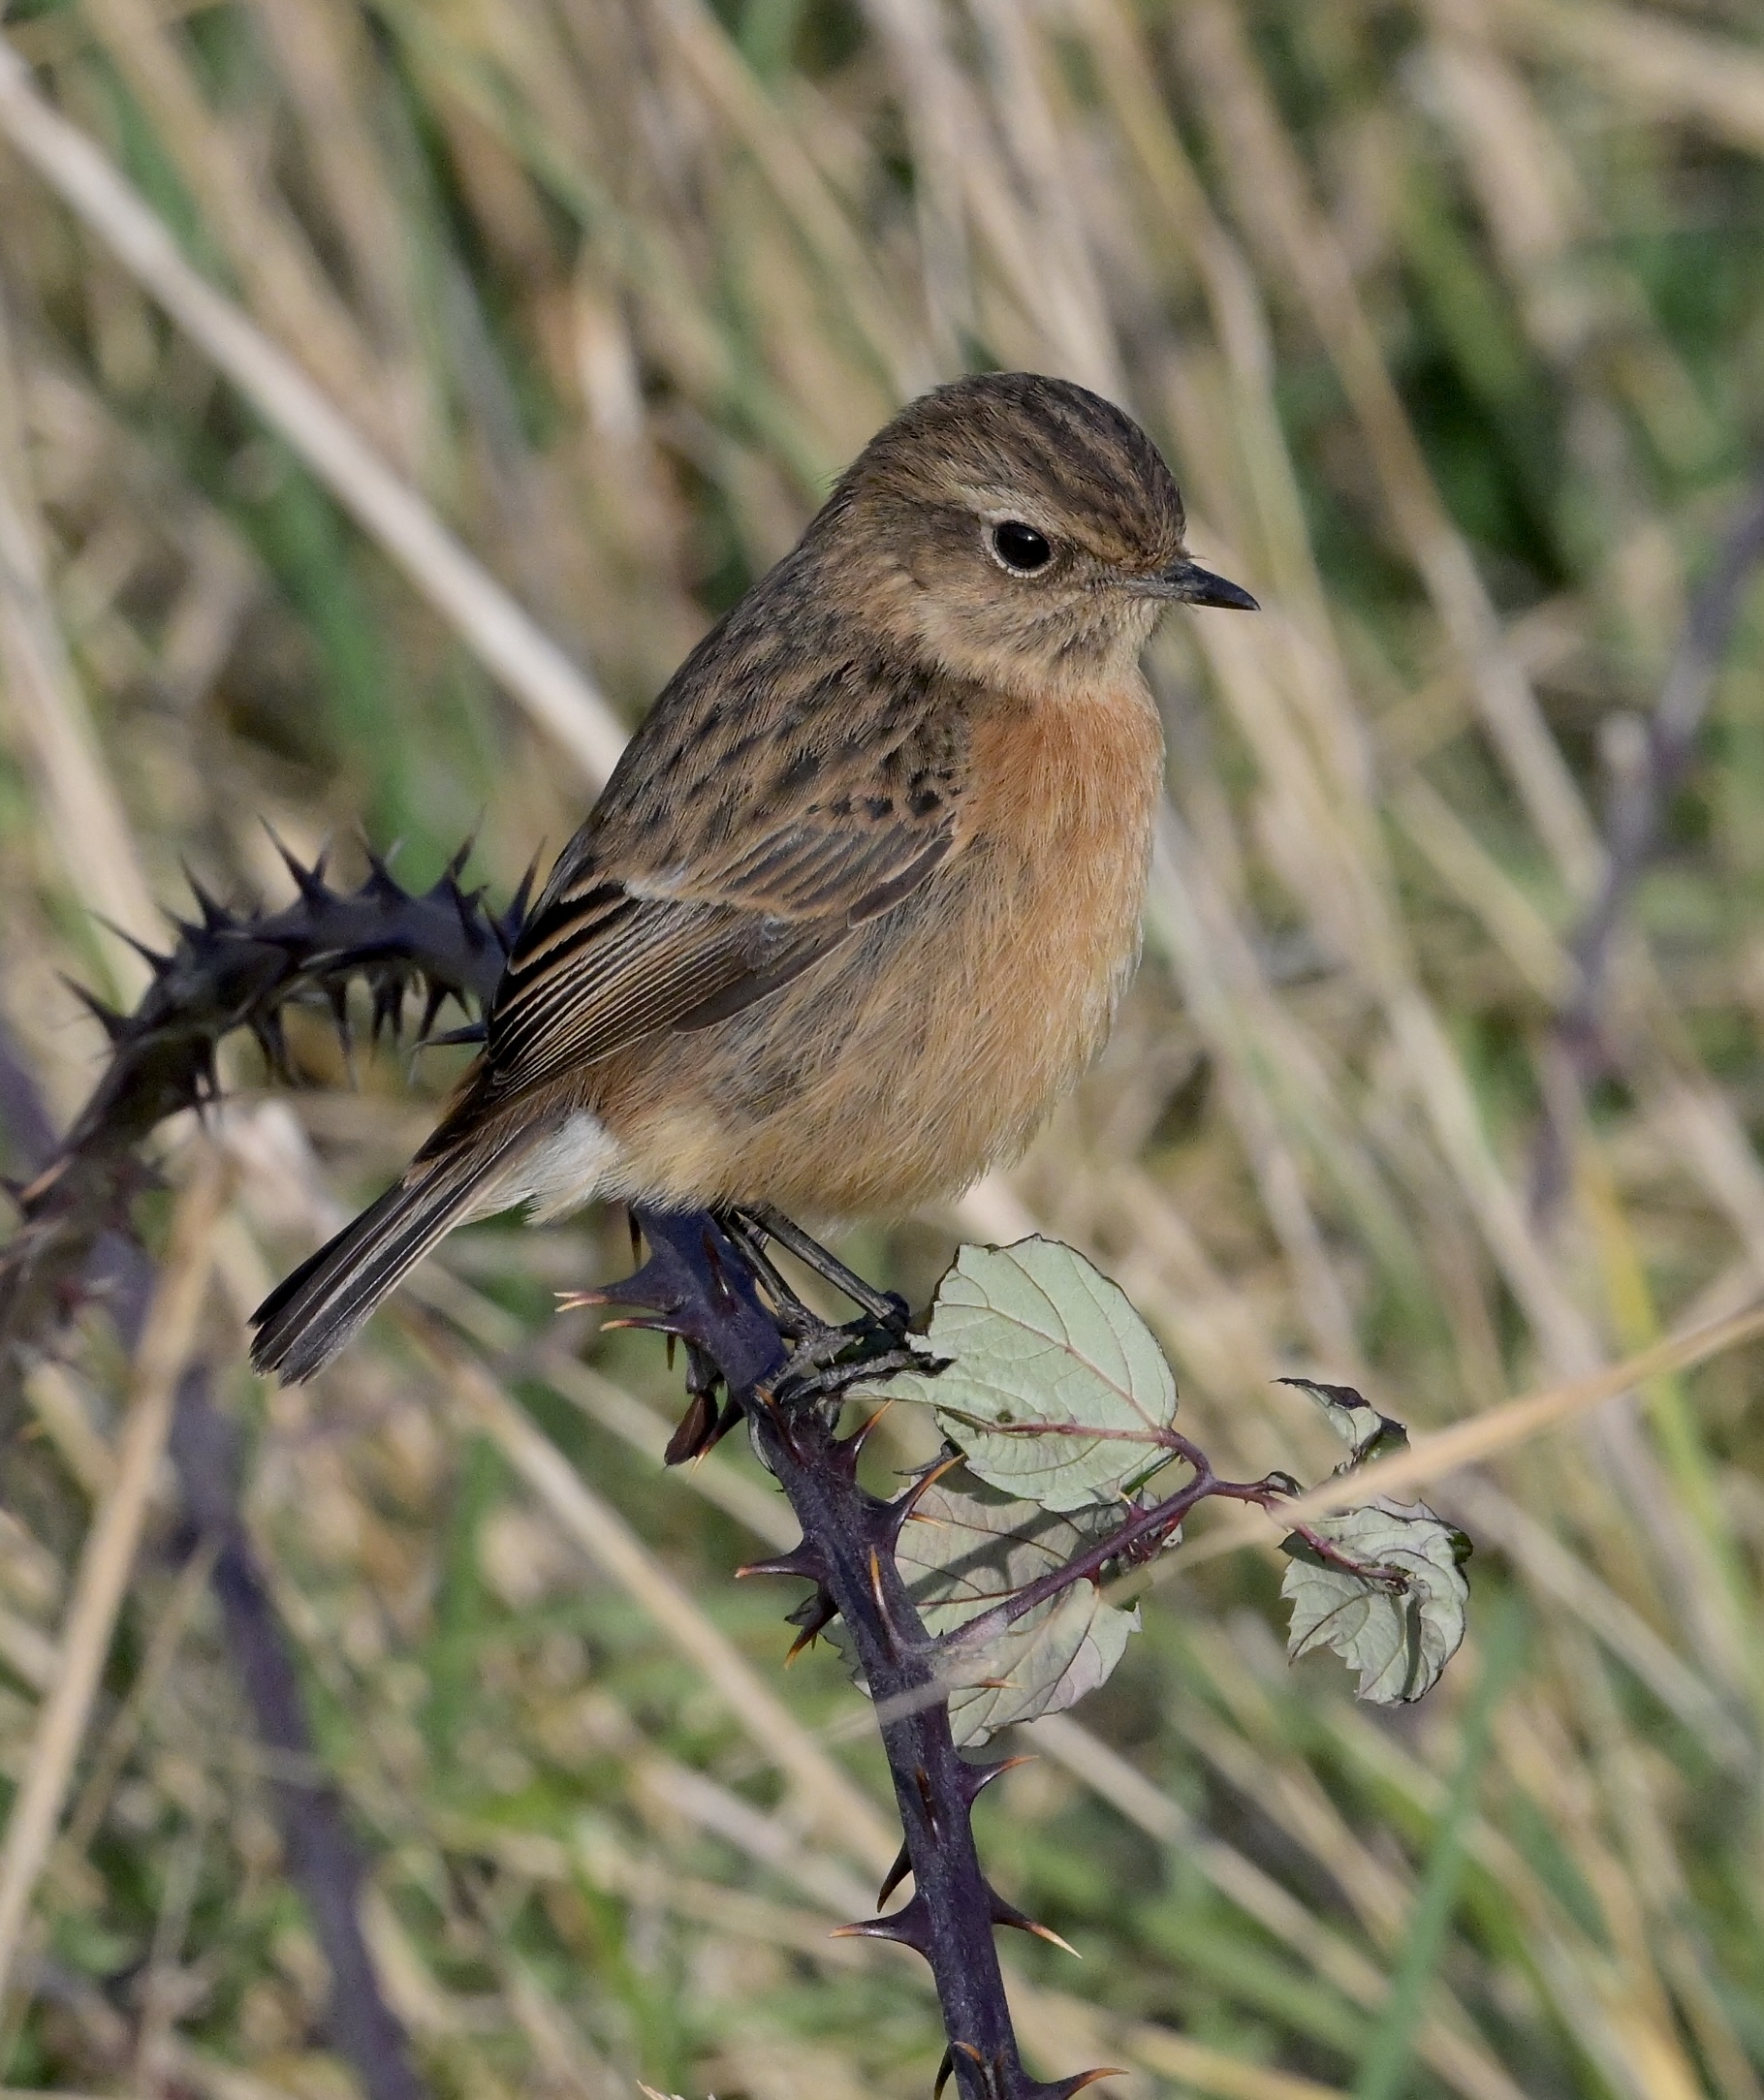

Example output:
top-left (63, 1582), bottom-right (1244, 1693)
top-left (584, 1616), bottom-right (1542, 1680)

top-left (1280, 1501), bottom-right (1470, 1704)
top-left (1280, 1376), bottom-right (1410, 1467)
top-left (829, 1471), bottom-right (1141, 1748)
top-left (866, 1239), bottom-right (1178, 1511)
top-left (899, 1474), bottom-right (1140, 1747)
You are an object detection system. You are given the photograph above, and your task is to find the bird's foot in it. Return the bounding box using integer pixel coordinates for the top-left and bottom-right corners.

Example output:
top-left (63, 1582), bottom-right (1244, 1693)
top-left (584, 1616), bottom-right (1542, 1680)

top-left (572, 1205), bottom-right (938, 1460)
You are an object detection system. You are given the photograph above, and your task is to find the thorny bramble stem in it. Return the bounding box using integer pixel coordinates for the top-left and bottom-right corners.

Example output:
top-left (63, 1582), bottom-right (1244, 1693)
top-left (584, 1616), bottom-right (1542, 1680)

top-left (614, 1206), bottom-right (1114, 2100)
top-left (0, 842), bottom-right (530, 1386)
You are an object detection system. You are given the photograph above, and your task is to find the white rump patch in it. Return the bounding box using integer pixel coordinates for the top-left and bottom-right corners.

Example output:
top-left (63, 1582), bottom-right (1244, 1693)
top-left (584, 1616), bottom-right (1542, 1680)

top-left (513, 1112), bottom-right (623, 1221)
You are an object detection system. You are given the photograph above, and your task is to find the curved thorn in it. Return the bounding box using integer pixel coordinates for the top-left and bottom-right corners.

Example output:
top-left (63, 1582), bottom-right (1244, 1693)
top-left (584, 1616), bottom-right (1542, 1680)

top-left (445, 829), bottom-right (479, 883)
top-left (911, 1763), bottom-right (940, 1842)
top-left (879, 1450), bottom-right (965, 1543)
top-left (177, 863), bottom-right (234, 929)
top-left (875, 1842), bottom-right (912, 1909)
top-left (784, 1586), bottom-right (838, 1661)
top-left (264, 823), bottom-right (323, 900)
top-left (502, 854), bottom-right (541, 945)
top-left (843, 1398), bottom-right (895, 1461)
top-left (734, 1545), bottom-right (823, 1583)
top-left (62, 979), bottom-right (129, 1043)
top-left (961, 1753), bottom-right (1034, 1803)
top-left (991, 1890), bottom-right (1081, 1959)
top-left (94, 915), bottom-right (175, 972)
top-left (829, 1894), bottom-right (929, 1954)
top-left (362, 843), bottom-right (404, 897)
top-left (663, 1388), bottom-right (717, 1467)
top-left (866, 1546), bottom-right (905, 1654)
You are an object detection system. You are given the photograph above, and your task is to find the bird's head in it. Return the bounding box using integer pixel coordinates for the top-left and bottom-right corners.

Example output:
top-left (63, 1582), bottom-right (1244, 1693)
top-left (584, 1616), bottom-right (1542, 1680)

top-left (814, 370), bottom-right (1256, 695)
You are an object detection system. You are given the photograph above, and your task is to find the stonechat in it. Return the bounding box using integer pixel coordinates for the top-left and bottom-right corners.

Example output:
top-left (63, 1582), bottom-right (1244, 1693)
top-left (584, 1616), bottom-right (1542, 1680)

top-left (252, 372), bottom-right (1255, 1379)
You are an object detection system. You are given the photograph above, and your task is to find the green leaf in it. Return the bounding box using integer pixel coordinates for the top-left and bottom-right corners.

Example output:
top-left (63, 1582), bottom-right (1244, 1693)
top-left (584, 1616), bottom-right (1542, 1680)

top-left (866, 1238), bottom-right (1179, 1511)
top-left (1280, 1502), bottom-right (1470, 1705)
top-left (896, 1471), bottom-right (1141, 1747)
top-left (1279, 1377), bottom-right (1410, 1466)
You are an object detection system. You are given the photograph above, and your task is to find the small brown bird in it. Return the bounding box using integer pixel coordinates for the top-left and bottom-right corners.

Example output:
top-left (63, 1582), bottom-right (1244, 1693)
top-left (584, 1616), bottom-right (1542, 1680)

top-left (251, 372), bottom-right (1255, 1380)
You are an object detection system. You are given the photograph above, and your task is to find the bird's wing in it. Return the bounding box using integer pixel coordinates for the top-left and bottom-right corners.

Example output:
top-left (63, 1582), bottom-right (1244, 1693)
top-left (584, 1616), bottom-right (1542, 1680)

top-left (480, 694), bottom-right (965, 1105)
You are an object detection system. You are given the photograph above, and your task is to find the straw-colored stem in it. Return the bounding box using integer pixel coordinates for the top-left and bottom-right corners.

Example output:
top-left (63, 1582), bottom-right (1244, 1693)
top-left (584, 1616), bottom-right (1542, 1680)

top-left (0, 1154), bottom-right (226, 2016)
top-left (0, 34), bottom-right (627, 788)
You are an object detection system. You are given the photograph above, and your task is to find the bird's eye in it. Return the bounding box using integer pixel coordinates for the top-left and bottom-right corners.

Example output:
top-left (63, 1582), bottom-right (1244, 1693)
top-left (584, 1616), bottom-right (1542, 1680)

top-left (990, 520), bottom-right (1053, 575)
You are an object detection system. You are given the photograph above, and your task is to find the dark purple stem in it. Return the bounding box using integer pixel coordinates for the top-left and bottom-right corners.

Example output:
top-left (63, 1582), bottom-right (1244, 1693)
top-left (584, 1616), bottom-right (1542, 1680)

top-left (1563, 474), bottom-right (1764, 1064)
top-left (0, 1031), bottom-right (432, 2100)
top-left (0, 843), bottom-right (529, 1380)
top-left (1535, 473), bottom-right (1764, 1214)
top-left (626, 1207), bottom-right (1108, 2100)
top-left (168, 1375), bottom-right (430, 2100)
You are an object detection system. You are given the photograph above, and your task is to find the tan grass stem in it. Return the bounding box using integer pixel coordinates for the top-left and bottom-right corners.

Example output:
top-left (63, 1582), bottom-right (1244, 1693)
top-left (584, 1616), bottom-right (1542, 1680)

top-left (415, 1323), bottom-right (900, 1877)
top-left (0, 35), bottom-right (627, 789)
top-left (0, 289), bottom-right (157, 993)
top-left (1172, 1297), bottom-right (1764, 1580)
top-left (0, 1153), bottom-right (226, 2018)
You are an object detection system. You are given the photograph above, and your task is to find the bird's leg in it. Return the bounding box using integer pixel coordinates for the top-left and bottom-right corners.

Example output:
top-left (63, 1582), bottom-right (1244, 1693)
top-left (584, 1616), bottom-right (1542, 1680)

top-left (583, 1208), bottom-right (929, 1451)
top-left (716, 1207), bottom-right (929, 1410)
top-left (735, 1202), bottom-right (913, 1340)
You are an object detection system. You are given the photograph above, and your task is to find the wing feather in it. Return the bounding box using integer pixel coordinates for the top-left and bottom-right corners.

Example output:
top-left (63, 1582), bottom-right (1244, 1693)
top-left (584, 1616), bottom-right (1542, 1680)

top-left (478, 642), bottom-right (968, 1106)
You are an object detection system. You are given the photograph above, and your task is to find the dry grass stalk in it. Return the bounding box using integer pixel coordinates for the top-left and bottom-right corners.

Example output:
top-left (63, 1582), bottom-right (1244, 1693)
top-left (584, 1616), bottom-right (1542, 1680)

top-left (0, 1152), bottom-right (225, 2012)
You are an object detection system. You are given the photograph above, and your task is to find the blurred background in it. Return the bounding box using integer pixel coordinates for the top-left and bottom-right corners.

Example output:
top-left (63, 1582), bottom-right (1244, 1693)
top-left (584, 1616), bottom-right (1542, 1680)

top-left (1, 0), bottom-right (1764, 2094)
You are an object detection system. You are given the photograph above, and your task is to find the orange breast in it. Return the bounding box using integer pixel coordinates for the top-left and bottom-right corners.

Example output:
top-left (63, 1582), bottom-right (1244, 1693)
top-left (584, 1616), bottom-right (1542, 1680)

top-left (592, 678), bottom-right (1165, 1217)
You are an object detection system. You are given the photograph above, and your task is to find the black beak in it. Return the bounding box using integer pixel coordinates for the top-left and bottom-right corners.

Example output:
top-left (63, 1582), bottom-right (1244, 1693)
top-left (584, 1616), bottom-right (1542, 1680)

top-left (1158, 558), bottom-right (1259, 611)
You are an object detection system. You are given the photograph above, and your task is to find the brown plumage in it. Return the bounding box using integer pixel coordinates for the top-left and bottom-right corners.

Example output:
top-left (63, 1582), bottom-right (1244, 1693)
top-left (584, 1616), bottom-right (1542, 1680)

top-left (251, 372), bottom-right (1256, 1380)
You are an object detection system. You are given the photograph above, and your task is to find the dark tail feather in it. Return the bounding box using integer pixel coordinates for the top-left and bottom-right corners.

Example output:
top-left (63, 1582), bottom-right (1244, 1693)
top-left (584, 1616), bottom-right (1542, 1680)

top-left (250, 1147), bottom-right (512, 1382)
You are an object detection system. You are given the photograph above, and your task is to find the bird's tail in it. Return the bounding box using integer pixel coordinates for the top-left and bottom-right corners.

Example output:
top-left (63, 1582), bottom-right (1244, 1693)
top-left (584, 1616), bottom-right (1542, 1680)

top-left (250, 1144), bottom-right (517, 1382)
